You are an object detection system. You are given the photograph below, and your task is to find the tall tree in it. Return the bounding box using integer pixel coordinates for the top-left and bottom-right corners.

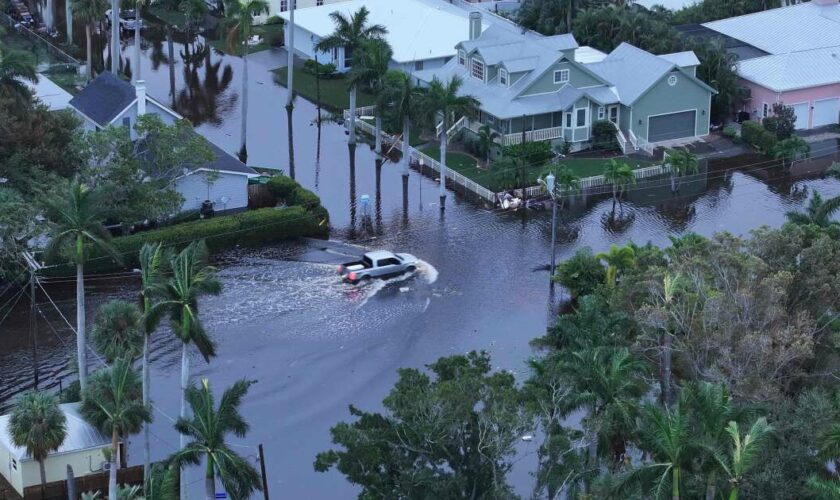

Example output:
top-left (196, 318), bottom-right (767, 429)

top-left (91, 299), bottom-right (144, 363)
top-left (314, 6), bottom-right (387, 157)
top-left (285, 0), bottom-right (296, 178)
top-left (44, 180), bottom-right (121, 392)
top-left (132, 0), bottom-right (151, 82)
top-left (110, 0), bottom-right (119, 74)
top-left (602, 159), bottom-right (635, 214)
top-left (147, 240), bottom-right (221, 499)
top-left (81, 358), bottom-right (151, 500)
top-left (169, 379), bottom-right (262, 500)
top-left (138, 242), bottom-right (172, 480)
top-left (8, 392), bottom-right (67, 496)
top-left (379, 69), bottom-right (422, 178)
top-left (665, 148), bottom-right (699, 193)
top-left (71, 0), bottom-right (108, 78)
top-left (773, 135), bottom-right (810, 169)
top-left (0, 44), bottom-right (37, 96)
top-left (712, 418), bottom-right (774, 500)
top-left (348, 38), bottom-right (392, 158)
top-left (224, 0), bottom-right (270, 163)
top-left (595, 244), bottom-right (635, 287)
top-left (785, 191), bottom-right (840, 229)
top-left (418, 75), bottom-right (479, 209)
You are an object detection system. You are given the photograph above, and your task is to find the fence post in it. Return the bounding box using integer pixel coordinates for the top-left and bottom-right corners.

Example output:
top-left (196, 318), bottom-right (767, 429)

top-left (66, 466), bottom-right (76, 500)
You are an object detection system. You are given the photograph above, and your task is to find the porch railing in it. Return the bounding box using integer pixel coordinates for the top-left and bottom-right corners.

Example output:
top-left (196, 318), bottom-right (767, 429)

top-left (342, 105), bottom-right (377, 121)
top-left (501, 126), bottom-right (563, 146)
top-left (615, 129), bottom-right (629, 154)
top-left (434, 116), bottom-right (469, 141)
top-left (627, 129), bottom-right (655, 155)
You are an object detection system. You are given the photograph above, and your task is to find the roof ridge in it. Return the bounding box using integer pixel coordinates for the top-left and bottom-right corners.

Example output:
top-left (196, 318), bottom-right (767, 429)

top-left (704, 1), bottom-right (815, 25)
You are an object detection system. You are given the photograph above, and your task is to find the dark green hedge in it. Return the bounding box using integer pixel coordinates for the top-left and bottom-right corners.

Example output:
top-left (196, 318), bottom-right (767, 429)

top-left (741, 121), bottom-right (777, 154)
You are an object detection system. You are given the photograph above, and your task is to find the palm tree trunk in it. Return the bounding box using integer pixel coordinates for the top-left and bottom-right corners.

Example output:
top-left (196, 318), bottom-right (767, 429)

top-left (65, 0), bottom-right (73, 43)
top-left (348, 85), bottom-right (357, 146)
top-left (133, 2), bottom-right (141, 82)
top-left (375, 115), bottom-right (382, 156)
top-left (239, 46), bottom-right (249, 163)
top-left (76, 262), bottom-right (87, 391)
top-left (286, 102), bottom-right (295, 179)
top-left (110, 0), bottom-right (119, 74)
top-left (38, 458), bottom-right (47, 499)
top-left (286, 3), bottom-right (295, 178)
top-left (85, 23), bottom-right (93, 78)
top-left (439, 130), bottom-right (447, 209)
top-left (142, 310), bottom-right (150, 479)
top-left (167, 26), bottom-right (175, 106)
top-left (402, 117), bottom-right (410, 176)
top-left (204, 460), bottom-right (215, 500)
top-left (662, 331), bottom-right (673, 407)
top-left (180, 341), bottom-right (190, 500)
top-left (705, 471), bottom-right (717, 500)
top-left (672, 466), bottom-right (680, 500)
top-left (109, 430), bottom-right (118, 500)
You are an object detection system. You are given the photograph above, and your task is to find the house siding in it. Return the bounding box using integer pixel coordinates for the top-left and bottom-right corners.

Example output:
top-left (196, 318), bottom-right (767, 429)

top-left (631, 70), bottom-right (711, 142)
top-left (741, 78), bottom-right (840, 129)
top-left (520, 60), bottom-right (602, 96)
top-left (175, 171), bottom-right (250, 213)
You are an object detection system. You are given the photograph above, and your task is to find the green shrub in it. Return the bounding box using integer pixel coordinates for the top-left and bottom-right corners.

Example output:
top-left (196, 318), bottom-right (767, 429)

top-left (267, 175), bottom-right (299, 203)
top-left (723, 125), bottom-right (738, 139)
top-left (554, 248), bottom-right (606, 298)
top-left (267, 31), bottom-right (284, 47)
top-left (502, 141), bottom-right (553, 164)
top-left (292, 187), bottom-right (322, 209)
top-left (303, 59), bottom-right (338, 78)
top-left (591, 120), bottom-right (619, 151)
top-left (741, 121), bottom-right (777, 154)
top-left (265, 15), bottom-right (284, 25)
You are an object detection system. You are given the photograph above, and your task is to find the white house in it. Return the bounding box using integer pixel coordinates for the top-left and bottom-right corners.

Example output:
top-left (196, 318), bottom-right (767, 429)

top-left (0, 403), bottom-right (109, 497)
top-left (68, 72), bottom-right (259, 214)
top-left (278, 0), bottom-right (488, 73)
top-left (256, 0), bottom-right (348, 25)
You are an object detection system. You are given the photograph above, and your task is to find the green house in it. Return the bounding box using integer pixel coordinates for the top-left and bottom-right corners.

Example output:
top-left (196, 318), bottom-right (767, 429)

top-left (414, 13), bottom-right (717, 154)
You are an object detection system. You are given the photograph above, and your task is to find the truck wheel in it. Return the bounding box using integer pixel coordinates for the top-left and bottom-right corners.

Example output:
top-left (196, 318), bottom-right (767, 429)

top-left (406, 266), bottom-right (416, 272)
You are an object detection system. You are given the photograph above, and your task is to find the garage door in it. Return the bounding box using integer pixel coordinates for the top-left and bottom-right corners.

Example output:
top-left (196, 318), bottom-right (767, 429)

top-left (791, 102), bottom-right (810, 130)
top-left (813, 98), bottom-right (840, 128)
top-left (648, 111), bottom-right (697, 142)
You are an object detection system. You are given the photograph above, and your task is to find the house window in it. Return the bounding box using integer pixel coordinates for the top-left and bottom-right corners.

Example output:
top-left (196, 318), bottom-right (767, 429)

top-left (280, 0), bottom-right (287, 11)
top-left (608, 105), bottom-right (618, 124)
top-left (316, 0), bottom-right (323, 4)
top-left (414, 60), bottom-right (424, 71)
top-left (597, 106), bottom-right (605, 120)
top-left (471, 58), bottom-right (485, 81)
top-left (762, 102), bottom-right (770, 118)
top-left (576, 108), bottom-right (586, 127)
top-left (553, 69), bottom-right (570, 84)
top-left (122, 116), bottom-right (131, 128)
top-left (668, 74), bottom-right (678, 86)
top-left (499, 68), bottom-right (508, 86)
top-left (344, 46), bottom-right (354, 67)
top-left (458, 49), bottom-right (466, 66)
top-left (565, 112), bottom-right (572, 128)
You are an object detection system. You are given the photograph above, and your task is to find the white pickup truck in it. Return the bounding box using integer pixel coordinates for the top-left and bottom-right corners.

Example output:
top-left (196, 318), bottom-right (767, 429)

top-left (339, 250), bottom-right (419, 284)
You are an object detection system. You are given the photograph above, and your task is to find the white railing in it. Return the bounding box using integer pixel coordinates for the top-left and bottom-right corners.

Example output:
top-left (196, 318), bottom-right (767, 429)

top-left (616, 129), bottom-right (629, 154)
top-left (342, 105), bottom-right (377, 121)
top-left (627, 129), bottom-right (655, 155)
top-left (434, 116), bottom-right (469, 140)
top-left (501, 126), bottom-right (564, 146)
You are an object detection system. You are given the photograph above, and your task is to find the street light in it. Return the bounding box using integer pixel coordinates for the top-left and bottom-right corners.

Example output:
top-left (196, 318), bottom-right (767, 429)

top-left (545, 172), bottom-right (557, 286)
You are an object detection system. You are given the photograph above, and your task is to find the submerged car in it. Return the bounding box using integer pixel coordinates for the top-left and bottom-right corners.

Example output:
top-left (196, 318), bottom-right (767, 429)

top-left (339, 250), bottom-right (419, 284)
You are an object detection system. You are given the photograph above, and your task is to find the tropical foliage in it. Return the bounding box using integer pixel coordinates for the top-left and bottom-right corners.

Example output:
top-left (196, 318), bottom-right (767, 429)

top-left (8, 392), bottom-right (67, 494)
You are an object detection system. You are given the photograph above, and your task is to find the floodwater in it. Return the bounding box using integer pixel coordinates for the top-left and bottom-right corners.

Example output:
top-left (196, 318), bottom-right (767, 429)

top-left (2, 21), bottom-right (840, 499)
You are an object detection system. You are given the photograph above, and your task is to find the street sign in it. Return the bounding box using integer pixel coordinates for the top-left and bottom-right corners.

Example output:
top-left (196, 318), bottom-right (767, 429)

top-left (215, 493), bottom-right (226, 499)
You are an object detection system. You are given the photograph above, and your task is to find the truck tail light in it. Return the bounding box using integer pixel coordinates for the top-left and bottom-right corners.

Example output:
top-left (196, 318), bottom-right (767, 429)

top-left (338, 264), bottom-right (344, 273)
top-left (348, 272), bottom-right (357, 281)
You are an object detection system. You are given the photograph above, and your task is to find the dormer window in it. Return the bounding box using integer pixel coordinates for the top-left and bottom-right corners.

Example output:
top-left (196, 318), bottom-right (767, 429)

top-left (458, 49), bottom-right (466, 66)
top-left (554, 69), bottom-right (570, 84)
top-left (499, 68), bottom-right (508, 87)
top-left (471, 58), bottom-right (485, 82)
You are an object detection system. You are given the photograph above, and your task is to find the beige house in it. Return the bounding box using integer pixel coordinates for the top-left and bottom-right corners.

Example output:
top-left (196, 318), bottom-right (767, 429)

top-left (0, 403), bottom-right (109, 496)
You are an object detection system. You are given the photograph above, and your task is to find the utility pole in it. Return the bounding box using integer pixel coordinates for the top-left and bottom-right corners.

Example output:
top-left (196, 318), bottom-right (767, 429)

top-left (258, 444), bottom-right (269, 500)
top-left (22, 251), bottom-right (42, 389)
top-left (545, 174), bottom-right (557, 287)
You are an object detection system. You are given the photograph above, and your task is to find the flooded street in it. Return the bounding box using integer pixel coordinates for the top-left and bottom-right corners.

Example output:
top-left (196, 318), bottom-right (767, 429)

top-left (2, 22), bottom-right (840, 498)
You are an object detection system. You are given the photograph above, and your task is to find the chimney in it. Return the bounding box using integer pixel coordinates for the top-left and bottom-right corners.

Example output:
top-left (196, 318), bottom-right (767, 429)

top-left (135, 80), bottom-right (146, 116)
top-left (469, 12), bottom-right (481, 41)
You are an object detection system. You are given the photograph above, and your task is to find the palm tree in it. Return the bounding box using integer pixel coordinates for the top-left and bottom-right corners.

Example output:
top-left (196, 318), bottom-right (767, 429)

top-left (169, 379), bottom-right (262, 500)
top-left (180, 0), bottom-right (208, 42)
top-left (44, 180), bottom-right (121, 392)
top-left (138, 242), bottom-right (172, 480)
top-left (595, 244), bottom-right (635, 286)
top-left (602, 159), bottom-right (636, 214)
top-left (109, 0), bottom-right (120, 74)
top-left (0, 45), bottom-right (37, 95)
top-left (647, 273), bottom-right (684, 408)
top-left (131, 0), bottom-right (151, 82)
top-left (80, 357), bottom-right (151, 500)
top-left (379, 69), bottom-right (422, 177)
top-left (665, 148), bottom-right (699, 193)
top-left (72, 0), bottom-right (108, 78)
top-left (774, 135), bottom-right (810, 169)
top-left (712, 418), bottom-right (774, 500)
top-left (785, 191), bottom-right (840, 229)
top-left (285, 0), bottom-right (296, 178)
top-left (314, 6), bottom-right (387, 155)
top-left (147, 240), bottom-right (221, 496)
top-left (348, 38), bottom-right (392, 157)
top-left (145, 463), bottom-right (179, 500)
top-left (8, 392), bottom-right (67, 496)
top-left (224, 0), bottom-right (270, 163)
top-left (548, 165), bottom-right (581, 209)
top-left (808, 423), bottom-right (840, 499)
top-left (477, 124), bottom-right (499, 165)
top-left (418, 75), bottom-right (479, 209)
top-left (91, 300), bottom-right (144, 363)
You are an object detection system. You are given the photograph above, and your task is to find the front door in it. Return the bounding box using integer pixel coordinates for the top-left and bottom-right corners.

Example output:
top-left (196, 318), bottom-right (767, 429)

top-left (608, 105), bottom-right (618, 125)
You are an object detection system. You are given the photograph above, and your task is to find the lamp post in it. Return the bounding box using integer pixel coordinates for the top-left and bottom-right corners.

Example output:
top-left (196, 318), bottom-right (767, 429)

top-left (546, 172), bottom-right (557, 286)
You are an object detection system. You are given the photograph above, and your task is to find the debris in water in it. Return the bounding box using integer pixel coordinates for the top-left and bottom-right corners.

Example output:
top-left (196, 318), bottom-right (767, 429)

top-left (400, 287), bottom-right (409, 293)
top-left (521, 435), bottom-right (534, 442)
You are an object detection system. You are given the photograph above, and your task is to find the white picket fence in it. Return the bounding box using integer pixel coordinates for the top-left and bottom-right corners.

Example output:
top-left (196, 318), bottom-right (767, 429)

top-left (342, 105), bottom-right (378, 121)
top-left (501, 126), bottom-right (564, 146)
top-left (498, 163), bottom-right (673, 200)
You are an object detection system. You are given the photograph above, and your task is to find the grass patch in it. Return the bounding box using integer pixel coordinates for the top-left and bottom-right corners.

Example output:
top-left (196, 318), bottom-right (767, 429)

top-left (273, 66), bottom-right (376, 111)
top-left (421, 146), bottom-right (654, 192)
top-left (145, 5), bottom-right (187, 27)
top-left (207, 23), bottom-right (284, 55)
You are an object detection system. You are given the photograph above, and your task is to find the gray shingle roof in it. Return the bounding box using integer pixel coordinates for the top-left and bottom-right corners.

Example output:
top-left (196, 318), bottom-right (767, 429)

top-left (203, 141), bottom-right (258, 176)
top-left (69, 71), bottom-right (136, 126)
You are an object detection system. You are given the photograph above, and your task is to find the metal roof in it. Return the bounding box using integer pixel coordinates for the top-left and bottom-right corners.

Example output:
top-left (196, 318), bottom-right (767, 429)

top-left (0, 403), bottom-right (109, 462)
top-left (24, 74), bottom-right (73, 111)
top-left (737, 45), bottom-right (840, 92)
top-left (660, 51), bottom-right (701, 67)
top-left (588, 43), bottom-right (676, 104)
top-left (703, 1), bottom-right (840, 55)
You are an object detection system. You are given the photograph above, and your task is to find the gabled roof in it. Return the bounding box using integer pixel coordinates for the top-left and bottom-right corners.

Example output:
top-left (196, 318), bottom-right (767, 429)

top-left (703, 1), bottom-right (840, 55)
top-left (660, 51), bottom-right (701, 67)
top-left (0, 403), bottom-right (109, 461)
top-left (587, 43), bottom-right (677, 104)
top-left (737, 45), bottom-right (840, 92)
top-left (201, 142), bottom-right (259, 177)
top-left (69, 71), bottom-right (136, 126)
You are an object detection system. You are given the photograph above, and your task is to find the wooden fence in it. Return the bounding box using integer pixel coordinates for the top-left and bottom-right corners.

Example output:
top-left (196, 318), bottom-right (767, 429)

top-left (21, 465), bottom-right (144, 500)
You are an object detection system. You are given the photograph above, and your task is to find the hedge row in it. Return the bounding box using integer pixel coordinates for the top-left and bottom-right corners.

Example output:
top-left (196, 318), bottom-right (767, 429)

top-left (741, 121), bottom-right (777, 154)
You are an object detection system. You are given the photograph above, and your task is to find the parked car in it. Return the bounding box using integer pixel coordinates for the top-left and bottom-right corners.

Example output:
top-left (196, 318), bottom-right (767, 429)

top-left (105, 9), bottom-right (141, 32)
top-left (339, 250), bottom-right (419, 284)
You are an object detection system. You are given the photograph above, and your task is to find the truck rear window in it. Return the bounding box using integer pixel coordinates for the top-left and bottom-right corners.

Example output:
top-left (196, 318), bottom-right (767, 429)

top-left (362, 256), bottom-right (374, 268)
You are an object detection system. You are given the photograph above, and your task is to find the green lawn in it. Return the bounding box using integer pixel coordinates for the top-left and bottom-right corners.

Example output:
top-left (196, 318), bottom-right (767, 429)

top-left (420, 146), bottom-right (654, 192)
top-left (207, 23), bottom-right (284, 56)
top-left (145, 5), bottom-right (187, 27)
top-left (273, 66), bottom-right (377, 111)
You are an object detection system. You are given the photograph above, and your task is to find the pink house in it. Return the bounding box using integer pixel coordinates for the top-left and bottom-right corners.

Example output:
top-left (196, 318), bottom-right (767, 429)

top-left (704, 0), bottom-right (840, 130)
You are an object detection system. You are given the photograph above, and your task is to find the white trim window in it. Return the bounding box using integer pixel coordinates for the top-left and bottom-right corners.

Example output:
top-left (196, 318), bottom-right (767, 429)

top-left (597, 106), bottom-right (605, 120)
top-left (471, 58), bottom-right (485, 82)
top-left (316, 0), bottom-right (323, 4)
top-left (575, 108), bottom-right (587, 128)
top-left (608, 105), bottom-right (618, 124)
top-left (554, 69), bottom-right (570, 84)
top-left (565, 112), bottom-right (572, 128)
top-left (280, 0), bottom-right (287, 11)
top-left (762, 102), bottom-right (770, 118)
top-left (499, 68), bottom-right (508, 87)
top-left (458, 49), bottom-right (466, 66)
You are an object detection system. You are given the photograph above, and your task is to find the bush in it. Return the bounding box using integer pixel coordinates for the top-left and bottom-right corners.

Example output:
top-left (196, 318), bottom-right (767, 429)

top-left (722, 125), bottom-right (739, 139)
top-left (267, 174), bottom-right (299, 203)
top-left (267, 31), bottom-right (284, 47)
top-left (291, 186), bottom-right (322, 209)
top-left (591, 120), bottom-right (619, 151)
top-left (303, 59), bottom-right (338, 78)
top-left (554, 248), bottom-right (606, 298)
top-left (265, 15), bottom-right (284, 25)
top-left (741, 121), bottom-right (777, 154)
top-left (763, 103), bottom-right (796, 140)
top-left (502, 141), bottom-right (552, 164)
